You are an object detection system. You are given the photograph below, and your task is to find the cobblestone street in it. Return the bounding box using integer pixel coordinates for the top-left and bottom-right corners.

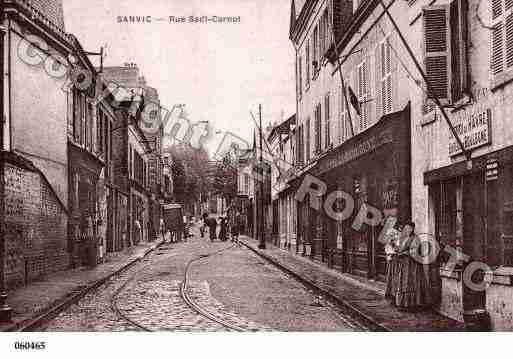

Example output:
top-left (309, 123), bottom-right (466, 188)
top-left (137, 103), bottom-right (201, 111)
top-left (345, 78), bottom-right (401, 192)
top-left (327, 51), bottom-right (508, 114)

top-left (40, 227), bottom-right (358, 332)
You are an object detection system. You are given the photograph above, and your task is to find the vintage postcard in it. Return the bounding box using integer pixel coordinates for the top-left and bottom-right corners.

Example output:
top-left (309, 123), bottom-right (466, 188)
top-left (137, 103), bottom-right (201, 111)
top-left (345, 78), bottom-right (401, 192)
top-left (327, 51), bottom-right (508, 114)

top-left (0, 0), bottom-right (509, 357)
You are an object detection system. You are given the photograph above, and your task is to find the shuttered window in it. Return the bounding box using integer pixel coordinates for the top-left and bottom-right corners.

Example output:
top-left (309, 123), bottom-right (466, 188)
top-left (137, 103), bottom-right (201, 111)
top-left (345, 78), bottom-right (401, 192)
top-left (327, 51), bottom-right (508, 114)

top-left (380, 38), bottom-right (393, 115)
top-left (422, 0), bottom-right (468, 107)
top-left (314, 104), bottom-right (322, 154)
top-left (423, 5), bottom-right (451, 102)
top-left (491, 0), bottom-right (513, 78)
top-left (357, 60), bottom-right (369, 132)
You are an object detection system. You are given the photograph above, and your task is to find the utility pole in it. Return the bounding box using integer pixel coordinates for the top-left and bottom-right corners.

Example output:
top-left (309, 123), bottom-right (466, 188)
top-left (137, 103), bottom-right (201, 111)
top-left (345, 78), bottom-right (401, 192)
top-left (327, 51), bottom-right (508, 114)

top-left (257, 104), bottom-right (266, 249)
top-left (0, 0), bottom-right (12, 323)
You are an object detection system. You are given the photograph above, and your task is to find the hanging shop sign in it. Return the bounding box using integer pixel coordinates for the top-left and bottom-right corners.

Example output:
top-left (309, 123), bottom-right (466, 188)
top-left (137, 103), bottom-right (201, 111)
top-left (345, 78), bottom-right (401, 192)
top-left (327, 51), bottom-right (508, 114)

top-left (449, 108), bottom-right (492, 156)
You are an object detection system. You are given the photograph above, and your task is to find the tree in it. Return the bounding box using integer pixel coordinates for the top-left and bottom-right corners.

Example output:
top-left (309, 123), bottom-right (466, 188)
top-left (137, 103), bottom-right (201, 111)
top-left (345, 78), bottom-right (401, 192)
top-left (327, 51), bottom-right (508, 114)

top-left (212, 152), bottom-right (238, 205)
top-left (169, 143), bottom-right (211, 207)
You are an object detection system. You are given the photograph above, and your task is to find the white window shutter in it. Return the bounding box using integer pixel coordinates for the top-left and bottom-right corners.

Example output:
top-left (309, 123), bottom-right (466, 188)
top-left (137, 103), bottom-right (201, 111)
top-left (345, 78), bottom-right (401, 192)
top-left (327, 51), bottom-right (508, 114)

top-left (506, 13), bottom-right (513, 68)
top-left (375, 45), bottom-right (382, 119)
top-left (492, 22), bottom-right (505, 74)
top-left (423, 5), bottom-right (451, 102)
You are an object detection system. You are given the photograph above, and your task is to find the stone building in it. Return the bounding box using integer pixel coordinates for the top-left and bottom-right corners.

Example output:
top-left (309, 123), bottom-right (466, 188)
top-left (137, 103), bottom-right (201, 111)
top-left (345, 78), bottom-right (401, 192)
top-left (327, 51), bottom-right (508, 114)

top-left (268, 115), bottom-right (297, 251)
top-left (288, 0), bottom-right (413, 277)
top-left (409, 0), bottom-right (513, 329)
top-left (66, 36), bottom-right (109, 268)
top-left (2, 0), bottom-right (72, 288)
top-left (102, 64), bottom-right (155, 247)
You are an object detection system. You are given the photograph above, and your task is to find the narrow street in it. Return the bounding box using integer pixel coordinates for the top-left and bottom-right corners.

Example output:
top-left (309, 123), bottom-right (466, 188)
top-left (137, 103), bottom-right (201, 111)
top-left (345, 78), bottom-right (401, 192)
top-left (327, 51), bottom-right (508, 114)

top-left (40, 226), bottom-right (361, 332)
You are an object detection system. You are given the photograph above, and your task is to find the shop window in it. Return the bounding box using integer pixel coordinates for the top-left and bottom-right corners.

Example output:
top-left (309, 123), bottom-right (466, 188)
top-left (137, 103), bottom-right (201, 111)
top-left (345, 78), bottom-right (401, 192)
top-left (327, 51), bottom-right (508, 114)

top-left (422, 0), bottom-right (468, 103)
top-left (438, 179), bottom-right (459, 249)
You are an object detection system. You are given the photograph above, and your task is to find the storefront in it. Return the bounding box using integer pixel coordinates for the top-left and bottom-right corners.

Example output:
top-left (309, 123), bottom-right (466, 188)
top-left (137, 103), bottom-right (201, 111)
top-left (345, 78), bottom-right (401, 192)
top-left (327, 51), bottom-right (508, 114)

top-left (68, 143), bottom-right (104, 267)
top-left (425, 142), bottom-right (513, 323)
top-left (301, 104), bottom-right (411, 280)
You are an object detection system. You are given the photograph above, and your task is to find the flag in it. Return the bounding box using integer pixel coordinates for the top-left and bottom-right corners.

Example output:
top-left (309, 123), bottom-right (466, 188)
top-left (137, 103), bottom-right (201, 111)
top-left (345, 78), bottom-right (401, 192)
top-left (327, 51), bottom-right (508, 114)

top-left (348, 86), bottom-right (361, 116)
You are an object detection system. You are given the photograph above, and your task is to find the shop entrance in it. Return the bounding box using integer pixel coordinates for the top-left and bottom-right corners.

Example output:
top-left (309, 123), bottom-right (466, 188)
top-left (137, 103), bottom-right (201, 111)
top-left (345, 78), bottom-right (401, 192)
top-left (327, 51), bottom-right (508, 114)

top-left (462, 173), bottom-right (486, 311)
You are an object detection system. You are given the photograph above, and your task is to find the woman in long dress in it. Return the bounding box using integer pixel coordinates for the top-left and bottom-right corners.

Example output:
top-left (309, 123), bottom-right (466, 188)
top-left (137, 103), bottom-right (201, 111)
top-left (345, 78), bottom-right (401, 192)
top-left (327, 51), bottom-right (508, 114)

top-left (394, 221), bottom-right (433, 310)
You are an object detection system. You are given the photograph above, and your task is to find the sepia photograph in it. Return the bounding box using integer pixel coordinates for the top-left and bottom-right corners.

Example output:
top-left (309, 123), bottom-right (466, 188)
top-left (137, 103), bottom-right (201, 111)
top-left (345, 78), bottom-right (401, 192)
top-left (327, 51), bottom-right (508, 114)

top-left (0, 0), bottom-right (510, 357)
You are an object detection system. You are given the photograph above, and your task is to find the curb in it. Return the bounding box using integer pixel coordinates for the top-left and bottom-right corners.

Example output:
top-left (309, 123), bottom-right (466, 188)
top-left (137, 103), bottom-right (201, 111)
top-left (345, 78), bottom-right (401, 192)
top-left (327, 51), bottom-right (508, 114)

top-left (2, 240), bottom-right (164, 332)
top-left (240, 239), bottom-right (391, 332)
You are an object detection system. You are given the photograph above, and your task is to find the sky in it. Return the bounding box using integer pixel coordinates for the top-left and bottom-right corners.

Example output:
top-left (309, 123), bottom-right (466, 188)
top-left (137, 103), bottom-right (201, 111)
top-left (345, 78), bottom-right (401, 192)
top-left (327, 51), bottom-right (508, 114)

top-left (63, 0), bottom-right (296, 155)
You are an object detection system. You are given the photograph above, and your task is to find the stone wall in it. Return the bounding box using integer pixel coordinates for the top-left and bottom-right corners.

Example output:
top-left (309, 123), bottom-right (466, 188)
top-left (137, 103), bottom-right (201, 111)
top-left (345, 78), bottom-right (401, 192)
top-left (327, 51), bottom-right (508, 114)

top-left (4, 161), bottom-right (69, 289)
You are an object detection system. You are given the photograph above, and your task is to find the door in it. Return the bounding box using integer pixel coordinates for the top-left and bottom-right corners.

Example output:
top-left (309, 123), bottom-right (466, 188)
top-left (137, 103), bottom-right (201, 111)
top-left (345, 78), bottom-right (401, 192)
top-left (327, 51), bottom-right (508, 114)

top-left (462, 173), bottom-right (486, 311)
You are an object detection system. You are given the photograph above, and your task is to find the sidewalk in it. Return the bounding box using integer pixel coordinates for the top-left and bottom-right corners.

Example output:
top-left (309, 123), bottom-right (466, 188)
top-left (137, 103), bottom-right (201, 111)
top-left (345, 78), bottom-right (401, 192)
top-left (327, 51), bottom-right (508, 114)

top-left (0, 240), bottom-right (162, 332)
top-left (240, 236), bottom-right (465, 332)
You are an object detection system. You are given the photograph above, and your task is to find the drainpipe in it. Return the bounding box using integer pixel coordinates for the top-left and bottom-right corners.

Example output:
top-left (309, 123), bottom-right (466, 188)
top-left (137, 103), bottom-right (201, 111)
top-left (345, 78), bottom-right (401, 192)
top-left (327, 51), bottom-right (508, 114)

top-left (0, 0), bottom-right (13, 323)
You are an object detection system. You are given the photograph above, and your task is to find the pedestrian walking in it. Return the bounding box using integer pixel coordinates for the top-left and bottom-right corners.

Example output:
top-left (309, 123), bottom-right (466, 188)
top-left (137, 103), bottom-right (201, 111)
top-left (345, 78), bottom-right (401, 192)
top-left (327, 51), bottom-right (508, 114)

top-left (393, 221), bottom-right (433, 311)
top-left (219, 217), bottom-right (228, 242)
top-left (203, 213), bottom-right (217, 242)
top-left (231, 213), bottom-right (241, 245)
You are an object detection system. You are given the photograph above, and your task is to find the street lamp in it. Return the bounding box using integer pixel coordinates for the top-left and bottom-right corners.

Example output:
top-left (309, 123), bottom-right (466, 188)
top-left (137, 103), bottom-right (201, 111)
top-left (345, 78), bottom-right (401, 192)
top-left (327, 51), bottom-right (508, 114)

top-left (0, 4), bottom-right (13, 323)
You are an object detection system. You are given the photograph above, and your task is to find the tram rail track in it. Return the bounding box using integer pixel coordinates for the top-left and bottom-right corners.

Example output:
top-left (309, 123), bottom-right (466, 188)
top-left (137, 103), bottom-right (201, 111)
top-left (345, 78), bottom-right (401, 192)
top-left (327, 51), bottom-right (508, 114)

top-left (109, 242), bottom-right (248, 332)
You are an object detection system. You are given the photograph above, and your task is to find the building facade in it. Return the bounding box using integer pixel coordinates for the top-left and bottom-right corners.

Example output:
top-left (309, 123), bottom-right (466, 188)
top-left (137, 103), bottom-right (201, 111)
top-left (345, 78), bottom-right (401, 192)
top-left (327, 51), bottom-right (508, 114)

top-left (3, 0), bottom-right (73, 287)
top-left (268, 115), bottom-right (297, 250)
top-left (289, 0), bottom-right (413, 277)
top-left (409, 0), bottom-right (513, 329)
top-left (102, 64), bottom-right (170, 246)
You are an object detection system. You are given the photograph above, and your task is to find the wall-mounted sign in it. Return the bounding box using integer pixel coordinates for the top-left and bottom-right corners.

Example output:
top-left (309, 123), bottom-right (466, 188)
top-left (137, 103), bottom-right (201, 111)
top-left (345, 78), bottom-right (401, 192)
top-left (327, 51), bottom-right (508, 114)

top-left (449, 108), bottom-right (492, 156)
top-left (317, 129), bottom-right (394, 175)
top-left (486, 158), bottom-right (498, 181)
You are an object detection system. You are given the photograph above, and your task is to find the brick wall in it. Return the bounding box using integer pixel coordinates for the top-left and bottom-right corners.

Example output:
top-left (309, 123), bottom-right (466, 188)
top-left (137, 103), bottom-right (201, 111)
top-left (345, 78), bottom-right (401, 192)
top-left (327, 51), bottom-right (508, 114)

top-left (28, 0), bottom-right (66, 30)
top-left (4, 162), bottom-right (69, 289)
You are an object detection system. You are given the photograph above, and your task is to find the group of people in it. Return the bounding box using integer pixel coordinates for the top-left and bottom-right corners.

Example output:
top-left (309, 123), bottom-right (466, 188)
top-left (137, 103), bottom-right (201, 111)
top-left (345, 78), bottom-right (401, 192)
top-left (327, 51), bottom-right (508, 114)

top-left (384, 221), bottom-right (437, 311)
top-left (201, 212), bottom-right (243, 244)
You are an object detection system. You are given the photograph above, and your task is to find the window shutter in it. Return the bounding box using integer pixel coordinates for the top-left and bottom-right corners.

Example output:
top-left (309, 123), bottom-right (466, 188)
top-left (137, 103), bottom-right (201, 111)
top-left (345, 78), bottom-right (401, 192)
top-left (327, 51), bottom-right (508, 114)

top-left (492, 23), bottom-right (504, 75)
top-left (360, 60), bottom-right (369, 130)
top-left (423, 5), bottom-right (451, 102)
top-left (506, 13), bottom-right (513, 68)
top-left (325, 94), bottom-right (330, 147)
top-left (493, 0), bottom-right (503, 19)
top-left (375, 45), bottom-right (382, 119)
